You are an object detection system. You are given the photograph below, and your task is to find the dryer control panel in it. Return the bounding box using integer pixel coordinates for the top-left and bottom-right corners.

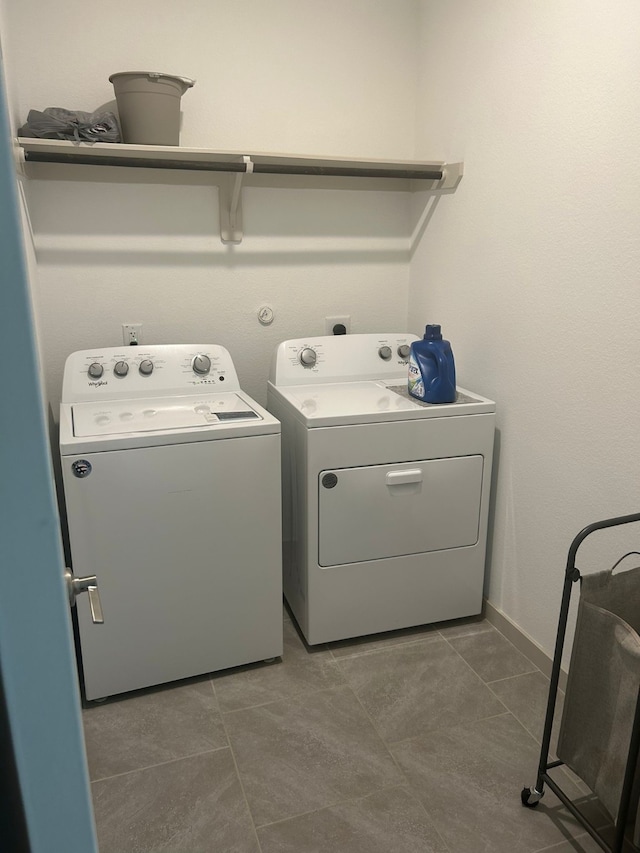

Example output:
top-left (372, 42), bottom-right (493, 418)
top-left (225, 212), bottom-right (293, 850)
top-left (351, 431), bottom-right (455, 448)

top-left (62, 344), bottom-right (241, 402)
top-left (269, 333), bottom-right (419, 386)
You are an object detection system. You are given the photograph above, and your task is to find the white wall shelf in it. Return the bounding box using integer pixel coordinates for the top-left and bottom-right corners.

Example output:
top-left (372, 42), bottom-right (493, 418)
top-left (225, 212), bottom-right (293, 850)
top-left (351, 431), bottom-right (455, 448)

top-left (16, 138), bottom-right (463, 243)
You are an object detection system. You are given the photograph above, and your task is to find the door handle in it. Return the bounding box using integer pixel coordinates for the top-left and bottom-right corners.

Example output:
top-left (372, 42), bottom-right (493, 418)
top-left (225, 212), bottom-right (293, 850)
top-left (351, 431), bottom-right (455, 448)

top-left (64, 567), bottom-right (104, 624)
top-left (385, 468), bottom-right (423, 486)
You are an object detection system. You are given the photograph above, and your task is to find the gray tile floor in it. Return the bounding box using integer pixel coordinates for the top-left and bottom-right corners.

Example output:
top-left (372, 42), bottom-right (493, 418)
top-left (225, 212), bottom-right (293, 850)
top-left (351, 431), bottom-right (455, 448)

top-left (82, 608), bottom-right (627, 853)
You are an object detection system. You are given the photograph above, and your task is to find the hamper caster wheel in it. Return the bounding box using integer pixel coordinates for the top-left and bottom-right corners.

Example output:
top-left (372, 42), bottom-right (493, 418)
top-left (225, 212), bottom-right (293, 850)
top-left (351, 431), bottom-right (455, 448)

top-left (521, 786), bottom-right (543, 808)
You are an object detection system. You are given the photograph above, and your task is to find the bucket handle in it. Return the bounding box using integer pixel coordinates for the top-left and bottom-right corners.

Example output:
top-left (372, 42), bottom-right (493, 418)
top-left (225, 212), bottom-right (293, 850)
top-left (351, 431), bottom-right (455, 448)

top-left (147, 72), bottom-right (195, 88)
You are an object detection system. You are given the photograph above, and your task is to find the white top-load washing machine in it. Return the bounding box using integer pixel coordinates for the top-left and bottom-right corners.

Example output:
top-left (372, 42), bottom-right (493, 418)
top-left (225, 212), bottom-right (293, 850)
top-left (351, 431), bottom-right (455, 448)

top-left (60, 344), bottom-right (282, 700)
top-left (267, 333), bottom-right (496, 645)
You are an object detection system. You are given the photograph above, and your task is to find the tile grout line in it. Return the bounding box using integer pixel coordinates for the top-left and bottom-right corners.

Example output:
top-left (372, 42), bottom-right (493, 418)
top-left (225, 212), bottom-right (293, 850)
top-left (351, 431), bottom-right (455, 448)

top-left (332, 622), bottom-right (536, 746)
top-left (449, 627), bottom-right (555, 739)
top-left (218, 670), bottom-right (450, 844)
top-left (216, 674), bottom-right (348, 717)
top-left (327, 629), bottom-right (444, 662)
top-left (255, 783), bottom-right (454, 852)
top-left (323, 616), bottom-right (496, 663)
top-left (382, 710), bottom-right (513, 751)
top-left (487, 630), bottom-right (543, 679)
top-left (336, 676), bottom-right (411, 781)
top-left (530, 830), bottom-right (602, 852)
top-left (439, 632), bottom-right (517, 718)
top-left (445, 628), bottom-right (539, 734)
top-left (253, 783), bottom-right (411, 831)
top-left (485, 666), bottom-right (544, 686)
top-left (89, 745), bottom-right (229, 784)
top-left (443, 625), bottom-right (541, 684)
top-left (480, 669), bottom-right (593, 799)
top-left (400, 786), bottom-right (456, 853)
top-left (209, 677), bottom-right (265, 853)
top-left (217, 677), bottom-right (463, 847)
top-left (483, 676), bottom-right (551, 751)
top-left (333, 663), bottom-right (454, 853)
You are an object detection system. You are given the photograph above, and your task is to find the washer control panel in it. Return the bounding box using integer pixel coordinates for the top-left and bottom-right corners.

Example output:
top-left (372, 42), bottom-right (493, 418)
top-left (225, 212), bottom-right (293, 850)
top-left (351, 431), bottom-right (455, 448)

top-left (269, 333), bottom-right (419, 386)
top-left (71, 392), bottom-right (260, 437)
top-left (63, 345), bottom-right (241, 403)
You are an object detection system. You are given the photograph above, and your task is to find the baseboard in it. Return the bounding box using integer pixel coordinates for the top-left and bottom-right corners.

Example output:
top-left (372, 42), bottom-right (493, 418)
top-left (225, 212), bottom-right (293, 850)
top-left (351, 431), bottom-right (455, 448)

top-left (484, 599), bottom-right (568, 693)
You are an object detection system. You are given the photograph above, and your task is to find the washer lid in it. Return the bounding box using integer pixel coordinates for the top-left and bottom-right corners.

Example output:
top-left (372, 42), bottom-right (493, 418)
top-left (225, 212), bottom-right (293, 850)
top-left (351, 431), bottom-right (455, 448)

top-left (270, 381), bottom-right (495, 426)
top-left (72, 393), bottom-right (260, 437)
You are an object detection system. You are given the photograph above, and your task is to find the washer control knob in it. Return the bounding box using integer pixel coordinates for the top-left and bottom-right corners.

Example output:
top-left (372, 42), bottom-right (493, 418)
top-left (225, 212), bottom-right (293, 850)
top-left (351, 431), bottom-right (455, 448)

top-left (378, 346), bottom-right (392, 361)
top-left (192, 354), bottom-right (211, 375)
top-left (299, 348), bottom-right (317, 367)
top-left (87, 362), bottom-right (103, 379)
top-left (397, 344), bottom-right (411, 359)
top-left (114, 360), bottom-right (129, 377)
top-left (139, 359), bottom-right (154, 376)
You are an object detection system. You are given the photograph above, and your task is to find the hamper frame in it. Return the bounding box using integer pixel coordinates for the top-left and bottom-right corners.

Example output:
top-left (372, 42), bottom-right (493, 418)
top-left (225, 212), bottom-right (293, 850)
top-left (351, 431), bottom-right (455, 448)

top-left (522, 511), bottom-right (640, 853)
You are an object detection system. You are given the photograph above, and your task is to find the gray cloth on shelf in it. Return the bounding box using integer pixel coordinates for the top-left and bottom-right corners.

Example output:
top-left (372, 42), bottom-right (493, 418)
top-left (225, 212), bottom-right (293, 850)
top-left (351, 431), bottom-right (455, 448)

top-left (557, 564), bottom-right (640, 846)
top-left (18, 107), bottom-right (120, 142)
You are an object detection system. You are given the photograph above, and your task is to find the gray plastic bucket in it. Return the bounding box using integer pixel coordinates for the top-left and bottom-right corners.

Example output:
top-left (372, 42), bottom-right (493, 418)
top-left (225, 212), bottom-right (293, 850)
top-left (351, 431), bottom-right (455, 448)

top-left (109, 72), bottom-right (195, 146)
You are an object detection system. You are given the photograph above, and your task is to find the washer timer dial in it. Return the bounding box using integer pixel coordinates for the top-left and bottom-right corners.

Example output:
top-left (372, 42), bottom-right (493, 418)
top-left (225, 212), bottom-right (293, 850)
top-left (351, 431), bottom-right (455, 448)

top-left (139, 359), bottom-right (154, 376)
top-left (87, 362), bottom-right (103, 379)
top-left (299, 348), bottom-right (317, 368)
top-left (192, 354), bottom-right (211, 375)
top-left (378, 346), bottom-right (392, 360)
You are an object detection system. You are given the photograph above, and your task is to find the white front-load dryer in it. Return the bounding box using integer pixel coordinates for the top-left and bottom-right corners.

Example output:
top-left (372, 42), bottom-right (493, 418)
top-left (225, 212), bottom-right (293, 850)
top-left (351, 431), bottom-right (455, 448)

top-left (60, 344), bottom-right (282, 700)
top-left (267, 333), bottom-right (496, 645)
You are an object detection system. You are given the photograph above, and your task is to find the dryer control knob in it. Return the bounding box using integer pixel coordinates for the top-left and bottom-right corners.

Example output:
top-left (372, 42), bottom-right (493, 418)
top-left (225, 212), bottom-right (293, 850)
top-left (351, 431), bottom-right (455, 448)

top-left (299, 348), bottom-right (317, 367)
top-left (88, 362), bottom-right (104, 379)
top-left (397, 344), bottom-right (411, 359)
top-left (378, 346), bottom-right (392, 360)
top-left (192, 354), bottom-right (211, 375)
top-left (139, 359), bottom-right (154, 376)
top-left (114, 361), bottom-right (129, 377)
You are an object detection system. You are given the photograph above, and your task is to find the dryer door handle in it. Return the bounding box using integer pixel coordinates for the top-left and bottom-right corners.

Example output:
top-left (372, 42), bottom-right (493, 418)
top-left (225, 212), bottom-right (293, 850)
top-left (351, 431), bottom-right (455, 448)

top-left (385, 468), bottom-right (423, 486)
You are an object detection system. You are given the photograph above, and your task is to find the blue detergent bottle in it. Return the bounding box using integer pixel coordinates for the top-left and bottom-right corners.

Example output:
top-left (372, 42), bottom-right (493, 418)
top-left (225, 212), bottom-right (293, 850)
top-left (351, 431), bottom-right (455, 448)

top-left (408, 324), bottom-right (457, 403)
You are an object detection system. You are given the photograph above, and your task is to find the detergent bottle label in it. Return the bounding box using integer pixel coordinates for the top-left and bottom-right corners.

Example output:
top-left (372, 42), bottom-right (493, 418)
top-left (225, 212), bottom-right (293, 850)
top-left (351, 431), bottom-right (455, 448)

top-left (408, 353), bottom-right (424, 399)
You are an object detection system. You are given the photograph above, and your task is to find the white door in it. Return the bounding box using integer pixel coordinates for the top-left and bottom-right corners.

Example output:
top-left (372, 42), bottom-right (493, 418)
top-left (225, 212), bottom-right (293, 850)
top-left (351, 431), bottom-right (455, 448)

top-left (0, 57), bottom-right (97, 852)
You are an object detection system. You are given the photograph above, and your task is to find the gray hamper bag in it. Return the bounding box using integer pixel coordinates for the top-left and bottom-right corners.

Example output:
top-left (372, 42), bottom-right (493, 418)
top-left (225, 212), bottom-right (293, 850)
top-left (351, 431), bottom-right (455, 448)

top-left (557, 565), bottom-right (640, 846)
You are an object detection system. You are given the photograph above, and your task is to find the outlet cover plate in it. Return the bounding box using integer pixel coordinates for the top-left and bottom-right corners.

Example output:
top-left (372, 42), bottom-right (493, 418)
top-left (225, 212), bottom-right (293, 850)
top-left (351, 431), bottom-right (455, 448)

top-left (325, 315), bottom-right (351, 335)
top-left (122, 323), bottom-right (143, 345)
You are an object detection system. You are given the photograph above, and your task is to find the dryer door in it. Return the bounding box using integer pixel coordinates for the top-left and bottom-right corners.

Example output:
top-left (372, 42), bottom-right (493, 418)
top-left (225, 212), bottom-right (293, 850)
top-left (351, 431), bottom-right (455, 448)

top-left (318, 455), bottom-right (484, 567)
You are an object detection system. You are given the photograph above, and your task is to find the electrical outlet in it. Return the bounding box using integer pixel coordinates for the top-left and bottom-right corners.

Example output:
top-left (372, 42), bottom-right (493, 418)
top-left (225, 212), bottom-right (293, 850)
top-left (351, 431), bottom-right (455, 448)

top-left (122, 323), bottom-right (143, 346)
top-left (325, 315), bottom-right (351, 335)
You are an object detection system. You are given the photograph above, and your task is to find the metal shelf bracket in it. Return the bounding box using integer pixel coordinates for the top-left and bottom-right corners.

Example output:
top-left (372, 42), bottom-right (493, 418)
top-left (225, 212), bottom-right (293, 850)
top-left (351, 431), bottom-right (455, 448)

top-left (14, 142), bottom-right (27, 178)
top-left (441, 161), bottom-right (464, 190)
top-left (219, 155), bottom-right (253, 244)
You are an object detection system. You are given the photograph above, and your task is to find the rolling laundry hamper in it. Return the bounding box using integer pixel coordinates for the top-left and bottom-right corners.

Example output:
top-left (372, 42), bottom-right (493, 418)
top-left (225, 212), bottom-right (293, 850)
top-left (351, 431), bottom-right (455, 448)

top-left (522, 512), bottom-right (640, 853)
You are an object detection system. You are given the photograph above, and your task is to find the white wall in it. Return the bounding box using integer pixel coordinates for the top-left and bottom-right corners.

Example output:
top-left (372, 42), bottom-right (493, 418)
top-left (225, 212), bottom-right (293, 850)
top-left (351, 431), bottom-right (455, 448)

top-left (2, 0), bottom-right (419, 408)
top-left (412, 0), bottom-right (640, 657)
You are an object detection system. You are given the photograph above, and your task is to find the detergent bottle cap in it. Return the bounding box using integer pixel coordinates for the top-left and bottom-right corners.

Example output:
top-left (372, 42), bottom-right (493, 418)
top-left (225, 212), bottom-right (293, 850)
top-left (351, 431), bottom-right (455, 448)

top-left (424, 324), bottom-right (442, 340)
